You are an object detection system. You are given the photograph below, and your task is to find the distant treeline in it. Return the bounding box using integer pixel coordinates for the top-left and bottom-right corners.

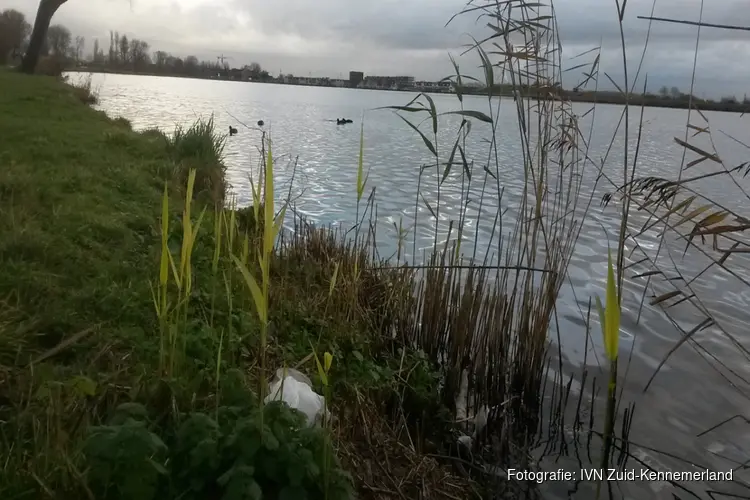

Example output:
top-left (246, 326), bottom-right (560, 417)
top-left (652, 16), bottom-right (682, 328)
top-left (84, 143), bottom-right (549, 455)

top-left (82, 30), bottom-right (273, 82)
top-left (0, 9), bottom-right (272, 81)
top-left (453, 83), bottom-right (750, 113)
top-left (567, 89), bottom-right (750, 113)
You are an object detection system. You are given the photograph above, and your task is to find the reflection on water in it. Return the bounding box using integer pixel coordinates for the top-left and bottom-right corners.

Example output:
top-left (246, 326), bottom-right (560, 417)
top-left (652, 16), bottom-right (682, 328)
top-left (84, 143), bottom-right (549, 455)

top-left (77, 72), bottom-right (750, 499)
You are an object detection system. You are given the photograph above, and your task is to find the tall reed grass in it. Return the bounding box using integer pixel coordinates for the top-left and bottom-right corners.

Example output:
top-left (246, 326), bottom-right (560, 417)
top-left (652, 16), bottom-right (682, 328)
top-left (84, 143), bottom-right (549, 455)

top-left (366, 0), bottom-right (597, 465)
top-left (542, 0), bottom-right (750, 497)
top-left (597, 5), bottom-right (750, 494)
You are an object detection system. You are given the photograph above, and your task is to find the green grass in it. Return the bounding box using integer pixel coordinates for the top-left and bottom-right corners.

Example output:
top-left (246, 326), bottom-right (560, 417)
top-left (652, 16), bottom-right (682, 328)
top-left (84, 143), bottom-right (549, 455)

top-left (0, 69), bottom-right (168, 362)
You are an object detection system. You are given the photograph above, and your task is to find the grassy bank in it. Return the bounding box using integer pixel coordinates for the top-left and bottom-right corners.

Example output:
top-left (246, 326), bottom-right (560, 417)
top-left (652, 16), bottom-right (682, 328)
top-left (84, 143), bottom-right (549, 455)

top-left (0, 69), bottom-right (496, 499)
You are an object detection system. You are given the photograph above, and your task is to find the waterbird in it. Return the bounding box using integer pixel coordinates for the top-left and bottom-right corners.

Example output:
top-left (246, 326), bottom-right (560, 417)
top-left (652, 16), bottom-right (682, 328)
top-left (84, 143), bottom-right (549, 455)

top-left (229, 126), bottom-right (238, 136)
top-left (257, 120), bottom-right (264, 127)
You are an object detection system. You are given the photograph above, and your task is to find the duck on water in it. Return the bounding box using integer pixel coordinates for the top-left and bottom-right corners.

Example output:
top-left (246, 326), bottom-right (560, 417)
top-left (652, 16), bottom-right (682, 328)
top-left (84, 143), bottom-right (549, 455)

top-left (228, 121), bottom-right (264, 136)
top-left (336, 118), bottom-right (353, 125)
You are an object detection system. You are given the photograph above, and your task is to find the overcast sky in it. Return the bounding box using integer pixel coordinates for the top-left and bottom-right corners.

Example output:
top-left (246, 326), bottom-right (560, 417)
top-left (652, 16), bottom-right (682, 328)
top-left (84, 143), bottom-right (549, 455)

top-left (2, 0), bottom-right (749, 97)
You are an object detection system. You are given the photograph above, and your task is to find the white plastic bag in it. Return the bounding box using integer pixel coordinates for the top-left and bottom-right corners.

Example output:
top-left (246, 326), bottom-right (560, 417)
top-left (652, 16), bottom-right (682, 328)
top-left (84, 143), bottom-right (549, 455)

top-left (264, 368), bottom-right (329, 427)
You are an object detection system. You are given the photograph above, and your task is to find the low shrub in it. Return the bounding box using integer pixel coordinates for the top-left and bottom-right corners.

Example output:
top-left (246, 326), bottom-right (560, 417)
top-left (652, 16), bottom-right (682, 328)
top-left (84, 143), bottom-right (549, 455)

top-left (83, 399), bottom-right (354, 500)
top-left (35, 55), bottom-right (65, 77)
top-left (166, 116), bottom-right (227, 204)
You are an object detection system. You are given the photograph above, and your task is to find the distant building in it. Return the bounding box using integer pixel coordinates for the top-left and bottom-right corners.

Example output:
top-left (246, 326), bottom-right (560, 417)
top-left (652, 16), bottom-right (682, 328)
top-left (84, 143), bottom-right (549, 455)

top-left (362, 75), bottom-right (415, 90)
top-left (414, 80), bottom-right (452, 93)
top-left (349, 71), bottom-right (364, 88)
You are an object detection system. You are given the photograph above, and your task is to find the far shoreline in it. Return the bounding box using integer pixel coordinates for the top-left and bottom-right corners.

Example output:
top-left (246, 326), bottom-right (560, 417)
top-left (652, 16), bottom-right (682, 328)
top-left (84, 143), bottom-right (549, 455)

top-left (69, 66), bottom-right (750, 115)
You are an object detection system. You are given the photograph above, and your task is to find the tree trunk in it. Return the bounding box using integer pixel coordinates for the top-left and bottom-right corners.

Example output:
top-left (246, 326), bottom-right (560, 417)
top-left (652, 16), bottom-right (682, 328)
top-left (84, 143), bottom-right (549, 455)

top-left (20, 0), bottom-right (68, 74)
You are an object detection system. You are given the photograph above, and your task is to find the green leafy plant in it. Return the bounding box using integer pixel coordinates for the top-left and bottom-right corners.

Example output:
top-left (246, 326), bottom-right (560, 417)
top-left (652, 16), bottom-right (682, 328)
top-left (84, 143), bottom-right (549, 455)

top-left (594, 248), bottom-right (621, 499)
top-left (234, 136), bottom-right (287, 405)
top-left (81, 401), bottom-right (353, 500)
top-left (312, 349), bottom-right (334, 499)
top-left (83, 403), bottom-right (168, 500)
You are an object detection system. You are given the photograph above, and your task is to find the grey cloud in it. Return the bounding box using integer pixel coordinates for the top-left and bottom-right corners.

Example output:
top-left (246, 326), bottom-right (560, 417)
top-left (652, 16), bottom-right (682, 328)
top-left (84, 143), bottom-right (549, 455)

top-left (556, 0), bottom-right (750, 46)
top-left (1, 0), bottom-right (749, 95)
top-left (548, 0), bottom-right (750, 96)
top-left (227, 0), bottom-right (480, 51)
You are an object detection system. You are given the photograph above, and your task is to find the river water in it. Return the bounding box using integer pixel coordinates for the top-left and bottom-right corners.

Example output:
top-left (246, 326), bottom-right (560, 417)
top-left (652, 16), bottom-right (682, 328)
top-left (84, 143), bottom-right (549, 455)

top-left (74, 72), bottom-right (750, 500)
